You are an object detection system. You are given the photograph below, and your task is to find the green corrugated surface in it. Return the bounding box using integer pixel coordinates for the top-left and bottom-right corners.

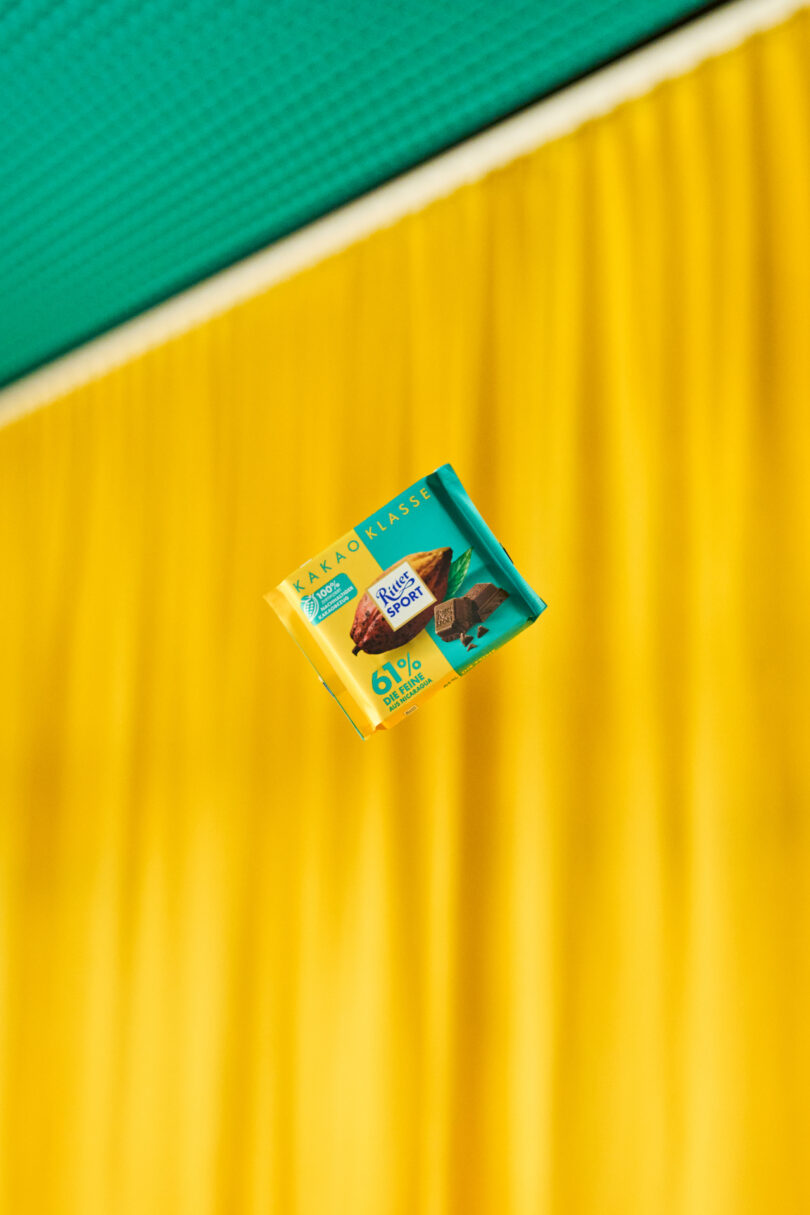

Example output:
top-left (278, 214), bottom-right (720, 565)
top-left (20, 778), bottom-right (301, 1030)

top-left (0, 0), bottom-right (712, 387)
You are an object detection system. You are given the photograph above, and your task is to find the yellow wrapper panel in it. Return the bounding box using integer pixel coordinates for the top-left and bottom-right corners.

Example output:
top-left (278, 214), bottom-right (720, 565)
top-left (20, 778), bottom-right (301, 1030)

top-left (266, 464), bottom-right (546, 736)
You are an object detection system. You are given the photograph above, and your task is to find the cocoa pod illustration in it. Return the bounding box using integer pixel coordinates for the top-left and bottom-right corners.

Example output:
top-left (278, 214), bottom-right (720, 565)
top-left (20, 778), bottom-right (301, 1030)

top-left (350, 548), bottom-right (452, 656)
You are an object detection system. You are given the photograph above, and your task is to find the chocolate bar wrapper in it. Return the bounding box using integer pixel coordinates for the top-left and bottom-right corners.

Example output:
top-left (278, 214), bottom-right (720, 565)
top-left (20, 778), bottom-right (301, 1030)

top-left (266, 463), bottom-right (546, 739)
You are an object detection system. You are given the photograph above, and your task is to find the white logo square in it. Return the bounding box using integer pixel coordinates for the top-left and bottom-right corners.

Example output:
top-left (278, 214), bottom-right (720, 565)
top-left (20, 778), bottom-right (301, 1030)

top-left (368, 560), bottom-right (435, 631)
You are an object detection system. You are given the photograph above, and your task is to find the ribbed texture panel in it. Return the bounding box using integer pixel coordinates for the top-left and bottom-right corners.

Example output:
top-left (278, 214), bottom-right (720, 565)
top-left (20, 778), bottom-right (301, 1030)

top-left (0, 0), bottom-right (713, 387)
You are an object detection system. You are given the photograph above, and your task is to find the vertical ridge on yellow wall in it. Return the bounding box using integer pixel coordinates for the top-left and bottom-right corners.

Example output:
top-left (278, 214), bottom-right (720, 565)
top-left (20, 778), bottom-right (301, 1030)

top-left (1, 11), bottom-right (809, 1215)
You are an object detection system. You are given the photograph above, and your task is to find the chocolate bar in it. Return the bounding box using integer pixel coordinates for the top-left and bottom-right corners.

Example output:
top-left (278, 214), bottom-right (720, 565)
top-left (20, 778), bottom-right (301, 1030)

top-left (266, 462), bottom-right (546, 738)
top-left (434, 596), bottom-right (476, 641)
top-left (466, 582), bottom-right (509, 623)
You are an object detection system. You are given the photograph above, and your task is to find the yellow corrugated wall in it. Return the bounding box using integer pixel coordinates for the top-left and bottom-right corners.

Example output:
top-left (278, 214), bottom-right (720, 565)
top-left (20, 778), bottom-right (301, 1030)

top-left (1, 12), bottom-right (809, 1214)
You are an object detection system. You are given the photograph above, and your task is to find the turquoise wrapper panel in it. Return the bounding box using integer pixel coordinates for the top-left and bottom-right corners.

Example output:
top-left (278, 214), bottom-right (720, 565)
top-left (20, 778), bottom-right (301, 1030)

top-left (357, 464), bottom-right (546, 674)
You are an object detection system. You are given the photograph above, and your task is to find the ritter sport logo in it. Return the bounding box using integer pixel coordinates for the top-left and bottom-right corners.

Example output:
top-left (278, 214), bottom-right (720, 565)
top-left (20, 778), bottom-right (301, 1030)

top-left (368, 560), bottom-right (436, 630)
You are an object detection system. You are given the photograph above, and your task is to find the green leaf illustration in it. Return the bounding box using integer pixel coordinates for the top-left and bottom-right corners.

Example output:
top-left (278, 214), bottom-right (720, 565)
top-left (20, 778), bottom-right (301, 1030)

top-left (446, 548), bottom-right (472, 599)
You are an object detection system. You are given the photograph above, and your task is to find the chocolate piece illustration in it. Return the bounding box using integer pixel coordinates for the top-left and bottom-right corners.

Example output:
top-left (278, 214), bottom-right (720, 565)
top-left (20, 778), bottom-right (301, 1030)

top-left (434, 596), bottom-right (476, 642)
top-left (350, 548), bottom-right (451, 655)
top-left (476, 625), bottom-right (489, 638)
top-left (466, 582), bottom-right (509, 623)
